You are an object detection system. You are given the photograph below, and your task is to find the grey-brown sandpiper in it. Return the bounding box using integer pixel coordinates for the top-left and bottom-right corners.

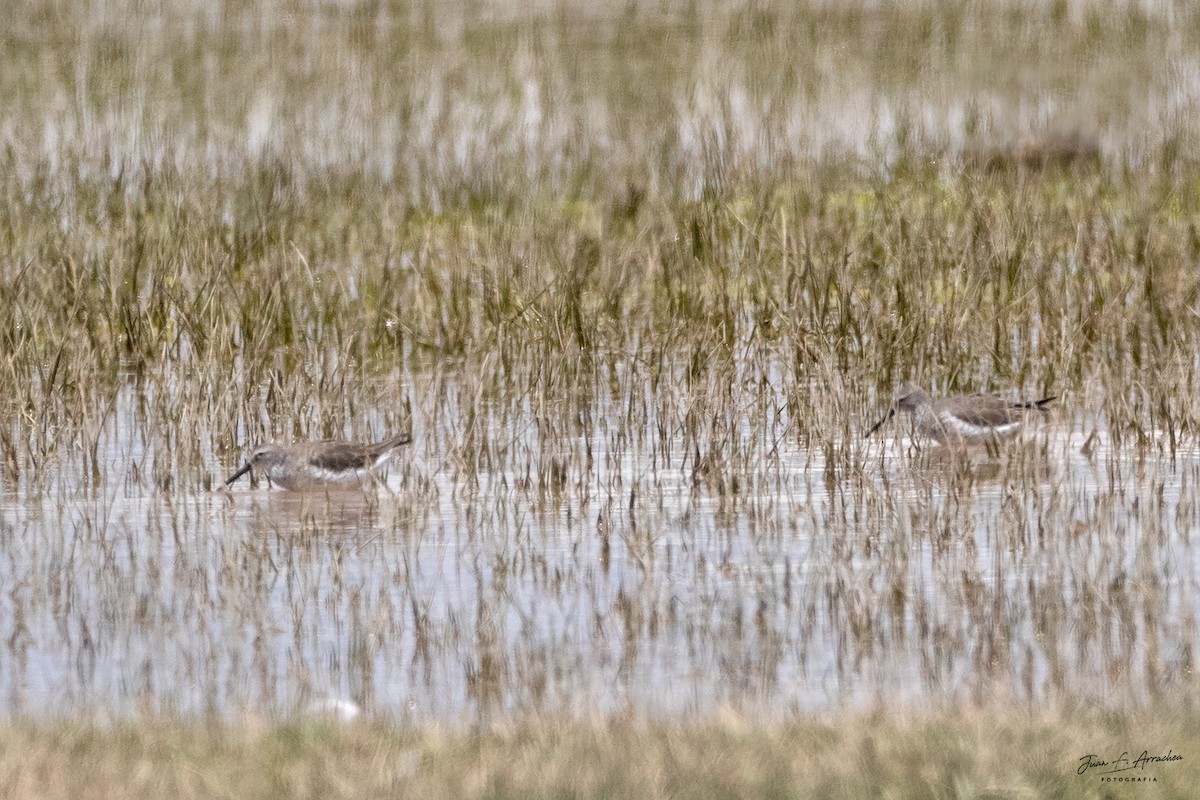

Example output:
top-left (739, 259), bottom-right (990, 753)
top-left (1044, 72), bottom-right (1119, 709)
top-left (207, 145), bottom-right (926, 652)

top-left (865, 382), bottom-right (1056, 444)
top-left (224, 432), bottom-right (412, 490)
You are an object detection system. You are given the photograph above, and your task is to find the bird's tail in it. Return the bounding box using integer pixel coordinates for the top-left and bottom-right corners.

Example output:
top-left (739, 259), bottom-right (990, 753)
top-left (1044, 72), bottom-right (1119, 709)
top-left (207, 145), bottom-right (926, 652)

top-left (1015, 396), bottom-right (1057, 412)
top-left (379, 432), bottom-right (413, 450)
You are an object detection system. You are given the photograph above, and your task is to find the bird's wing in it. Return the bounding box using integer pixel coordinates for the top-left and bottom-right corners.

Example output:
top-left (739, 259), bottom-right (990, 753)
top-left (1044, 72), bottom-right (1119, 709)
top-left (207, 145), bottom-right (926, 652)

top-left (308, 444), bottom-right (371, 472)
top-left (944, 395), bottom-right (1019, 427)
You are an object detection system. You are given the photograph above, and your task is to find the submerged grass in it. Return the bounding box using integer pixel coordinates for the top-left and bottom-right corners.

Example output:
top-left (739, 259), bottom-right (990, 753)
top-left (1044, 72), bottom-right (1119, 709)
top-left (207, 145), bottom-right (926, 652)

top-left (5, 160), bottom-right (1199, 469)
top-left (8, 155), bottom-right (1200, 491)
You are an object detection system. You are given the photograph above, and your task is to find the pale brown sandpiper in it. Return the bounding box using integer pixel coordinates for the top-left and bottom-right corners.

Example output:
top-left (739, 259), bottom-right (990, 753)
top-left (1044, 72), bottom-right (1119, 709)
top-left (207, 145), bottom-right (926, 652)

top-left (865, 382), bottom-right (1056, 444)
top-left (224, 433), bottom-right (412, 490)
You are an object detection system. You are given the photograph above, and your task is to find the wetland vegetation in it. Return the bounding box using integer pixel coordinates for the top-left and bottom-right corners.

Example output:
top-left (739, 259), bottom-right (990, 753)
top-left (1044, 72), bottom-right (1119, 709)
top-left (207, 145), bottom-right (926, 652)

top-left (2, 0), bottom-right (1200, 796)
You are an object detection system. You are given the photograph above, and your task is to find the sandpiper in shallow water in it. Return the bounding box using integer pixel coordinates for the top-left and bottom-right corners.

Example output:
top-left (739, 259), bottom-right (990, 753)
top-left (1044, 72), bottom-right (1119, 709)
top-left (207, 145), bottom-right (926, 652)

top-left (224, 432), bottom-right (413, 490)
top-left (865, 382), bottom-right (1056, 444)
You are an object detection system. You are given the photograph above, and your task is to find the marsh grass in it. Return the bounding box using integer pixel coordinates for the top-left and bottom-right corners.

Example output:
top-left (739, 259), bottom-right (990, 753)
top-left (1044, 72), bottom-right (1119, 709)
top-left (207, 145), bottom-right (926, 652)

top-left (3, 705), bottom-right (1199, 799)
top-left (1, 0), bottom-right (1200, 790)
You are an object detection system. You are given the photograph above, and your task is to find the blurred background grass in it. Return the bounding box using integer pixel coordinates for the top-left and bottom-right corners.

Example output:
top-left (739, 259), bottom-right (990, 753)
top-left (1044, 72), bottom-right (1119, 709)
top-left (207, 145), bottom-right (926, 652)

top-left (4, 1), bottom-right (1198, 428)
top-left (4, 706), bottom-right (1199, 799)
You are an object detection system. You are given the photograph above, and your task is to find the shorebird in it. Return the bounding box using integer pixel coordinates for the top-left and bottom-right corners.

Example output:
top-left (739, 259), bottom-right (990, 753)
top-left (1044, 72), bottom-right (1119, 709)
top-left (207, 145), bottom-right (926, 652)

top-left (224, 432), bottom-right (412, 490)
top-left (865, 382), bottom-right (1056, 445)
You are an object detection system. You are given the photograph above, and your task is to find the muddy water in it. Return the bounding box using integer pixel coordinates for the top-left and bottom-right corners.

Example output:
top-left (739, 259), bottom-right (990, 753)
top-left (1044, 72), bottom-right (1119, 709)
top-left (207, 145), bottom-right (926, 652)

top-left (0, 374), bottom-right (1197, 723)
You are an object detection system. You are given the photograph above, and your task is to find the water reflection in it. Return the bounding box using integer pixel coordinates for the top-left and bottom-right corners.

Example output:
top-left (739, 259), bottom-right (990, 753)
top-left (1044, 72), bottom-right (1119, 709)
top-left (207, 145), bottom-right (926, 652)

top-left (0, 374), bottom-right (1196, 723)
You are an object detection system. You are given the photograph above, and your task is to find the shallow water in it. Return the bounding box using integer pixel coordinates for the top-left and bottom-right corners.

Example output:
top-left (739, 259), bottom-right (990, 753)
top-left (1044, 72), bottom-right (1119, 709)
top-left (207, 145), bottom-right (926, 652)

top-left (0, 370), bottom-right (1196, 723)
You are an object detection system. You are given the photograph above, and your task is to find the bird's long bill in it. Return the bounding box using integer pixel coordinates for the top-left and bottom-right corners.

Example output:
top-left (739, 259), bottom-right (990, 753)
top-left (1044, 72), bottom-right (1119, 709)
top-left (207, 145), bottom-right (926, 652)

top-left (224, 462), bottom-right (253, 486)
top-left (864, 407), bottom-right (895, 438)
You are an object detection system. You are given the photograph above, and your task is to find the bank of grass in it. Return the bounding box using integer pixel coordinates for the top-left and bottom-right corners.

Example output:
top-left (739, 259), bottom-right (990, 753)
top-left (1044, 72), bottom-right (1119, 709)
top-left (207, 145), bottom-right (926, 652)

top-left (1, 705), bottom-right (1197, 799)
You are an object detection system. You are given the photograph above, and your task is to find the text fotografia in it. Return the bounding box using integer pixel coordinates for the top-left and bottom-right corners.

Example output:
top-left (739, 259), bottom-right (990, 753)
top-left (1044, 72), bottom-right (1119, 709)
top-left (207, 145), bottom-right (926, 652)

top-left (1077, 750), bottom-right (1183, 781)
